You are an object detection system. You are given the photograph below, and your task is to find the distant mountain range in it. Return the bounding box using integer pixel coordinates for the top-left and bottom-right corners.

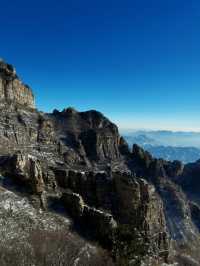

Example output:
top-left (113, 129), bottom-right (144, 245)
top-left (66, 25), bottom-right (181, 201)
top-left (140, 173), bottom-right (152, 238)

top-left (125, 134), bottom-right (161, 147)
top-left (124, 130), bottom-right (200, 163)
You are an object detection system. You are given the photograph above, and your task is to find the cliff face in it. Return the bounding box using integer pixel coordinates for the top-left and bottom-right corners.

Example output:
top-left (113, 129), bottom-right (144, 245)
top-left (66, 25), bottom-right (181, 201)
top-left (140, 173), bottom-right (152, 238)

top-left (0, 61), bottom-right (35, 109)
top-left (1, 60), bottom-right (200, 265)
top-left (0, 61), bottom-right (170, 265)
top-left (1, 152), bottom-right (169, 264)
top-left (131, 145), bottom-right (200, 263)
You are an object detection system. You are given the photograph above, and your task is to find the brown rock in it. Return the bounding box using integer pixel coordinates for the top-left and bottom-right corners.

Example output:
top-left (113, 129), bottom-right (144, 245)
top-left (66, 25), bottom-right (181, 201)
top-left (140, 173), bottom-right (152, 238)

top-left (9, 153), bottom-right (45, 194)
top-left (0, 61), bottom-right (35, 109)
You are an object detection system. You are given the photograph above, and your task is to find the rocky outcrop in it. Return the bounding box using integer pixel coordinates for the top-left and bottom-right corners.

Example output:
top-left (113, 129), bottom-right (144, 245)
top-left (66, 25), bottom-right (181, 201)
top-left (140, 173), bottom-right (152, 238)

top-left (62, 190), bottom-right (117, 243)
top-left (2, 60), bottom-right (200, 264)
top-left (59, 169), bottom-right (169, 262)
top-left (190, 202), bottom-right (200, 231)
top-left (130, 144), bottom-right (200, 260)
top-left (83, 205), bottom-right (117, 243)
top-left (179, 160), bottom-right (200, 194)
top-left (62, 191), bottom-right (85, 217)
top-left (1, 153), bottom-right (45, 194)
top-left (0, 143), bottom-right (169, 263)
top-left (112, 172), bottom-right (169, 260)
top-left (0, 186), bottom-right (111, 266)
top-left (51, 108), bottom-right (121, 162)
top-left (0, 60), bottom-right (35, 109)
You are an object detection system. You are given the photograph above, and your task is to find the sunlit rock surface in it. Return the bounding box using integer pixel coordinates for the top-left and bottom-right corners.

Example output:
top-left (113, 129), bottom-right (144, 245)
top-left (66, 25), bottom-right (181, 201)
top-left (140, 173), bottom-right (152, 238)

top-left (0, 60), bottom-right (35, 109)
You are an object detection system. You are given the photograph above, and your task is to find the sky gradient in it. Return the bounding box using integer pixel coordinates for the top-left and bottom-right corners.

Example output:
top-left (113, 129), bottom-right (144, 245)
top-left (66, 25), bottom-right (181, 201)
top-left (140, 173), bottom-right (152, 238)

top-left (1, 0), bottom-right (200, 131)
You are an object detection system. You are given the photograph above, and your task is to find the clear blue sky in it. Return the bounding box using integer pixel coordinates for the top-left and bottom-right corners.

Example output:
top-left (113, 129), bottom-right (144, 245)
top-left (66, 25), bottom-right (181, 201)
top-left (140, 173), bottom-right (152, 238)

top-left (1, 0), bottom-right (200, 131)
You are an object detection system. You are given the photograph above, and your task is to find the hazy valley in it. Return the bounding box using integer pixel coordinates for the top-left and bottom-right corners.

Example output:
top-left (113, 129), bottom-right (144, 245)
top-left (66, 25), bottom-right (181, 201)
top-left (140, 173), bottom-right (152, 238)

top-left (124, 131), bottom-right (200, 163)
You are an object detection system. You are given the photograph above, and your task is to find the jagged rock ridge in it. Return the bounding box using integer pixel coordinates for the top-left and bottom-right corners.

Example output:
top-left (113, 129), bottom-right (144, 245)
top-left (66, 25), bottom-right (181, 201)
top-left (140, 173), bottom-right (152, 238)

top-left (0, 60), bottom-right (200, 265)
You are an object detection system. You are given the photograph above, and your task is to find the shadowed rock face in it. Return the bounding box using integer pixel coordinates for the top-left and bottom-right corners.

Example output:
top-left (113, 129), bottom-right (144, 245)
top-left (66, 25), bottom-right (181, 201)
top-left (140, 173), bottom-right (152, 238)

top-left (130, 144), bottom-right (200, 262)
top-left (0, 152), bottom-right (170, 264)
top-left (1, 60), bottom-right (200, 265)
top-left (0, 106), bottom-right (122, 167)
top-left (50, 108), bottom-right (121, 162)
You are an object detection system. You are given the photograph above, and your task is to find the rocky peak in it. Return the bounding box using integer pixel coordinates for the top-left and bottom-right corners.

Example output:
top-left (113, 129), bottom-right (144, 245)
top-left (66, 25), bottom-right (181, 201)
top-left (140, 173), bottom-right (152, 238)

top-left (0, 60), bottom-right (17, 79)
top-left (0, 60), bottom-right (35, 109)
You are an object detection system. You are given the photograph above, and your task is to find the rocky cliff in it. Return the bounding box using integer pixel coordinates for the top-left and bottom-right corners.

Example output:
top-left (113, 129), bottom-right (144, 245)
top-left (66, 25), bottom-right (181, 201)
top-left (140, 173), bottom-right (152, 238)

top-left (0, 60), bottom-right (35, 108)
top-left (130, 145), bottom-right (200, 264)
top-left (0, 60), bottom-right (200, 265)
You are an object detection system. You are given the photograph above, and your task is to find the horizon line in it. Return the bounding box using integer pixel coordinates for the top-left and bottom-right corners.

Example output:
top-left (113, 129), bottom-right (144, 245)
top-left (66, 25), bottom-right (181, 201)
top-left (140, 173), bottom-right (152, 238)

top-left (118, 127), bottom-right (200, 133)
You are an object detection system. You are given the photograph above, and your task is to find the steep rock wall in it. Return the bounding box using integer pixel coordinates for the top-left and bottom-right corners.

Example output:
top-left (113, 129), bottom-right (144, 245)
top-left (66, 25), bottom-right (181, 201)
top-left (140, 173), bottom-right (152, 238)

top-left (0, 60), bottom-right (35, 108)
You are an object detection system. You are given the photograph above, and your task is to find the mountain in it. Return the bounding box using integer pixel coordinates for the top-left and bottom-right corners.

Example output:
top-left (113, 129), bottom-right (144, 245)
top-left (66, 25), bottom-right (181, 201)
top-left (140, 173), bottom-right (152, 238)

top-left (124, 131), bottom-right (200, 163)
top-left (124, 130), bottom-right (200, 147)
top-left (0, 60), bottom-right (200, 265)
top-left (145, 145), bottom-right (200, 164)
top-left (125, 134), bottom-right (161, 147)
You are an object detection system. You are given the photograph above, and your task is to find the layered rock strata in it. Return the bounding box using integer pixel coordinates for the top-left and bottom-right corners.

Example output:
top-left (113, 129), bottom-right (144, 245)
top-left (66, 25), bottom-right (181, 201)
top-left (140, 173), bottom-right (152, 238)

top-left (1, 60), bottom-right (200, 264)
top-left (0, 60), bottom-right (35, 108)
